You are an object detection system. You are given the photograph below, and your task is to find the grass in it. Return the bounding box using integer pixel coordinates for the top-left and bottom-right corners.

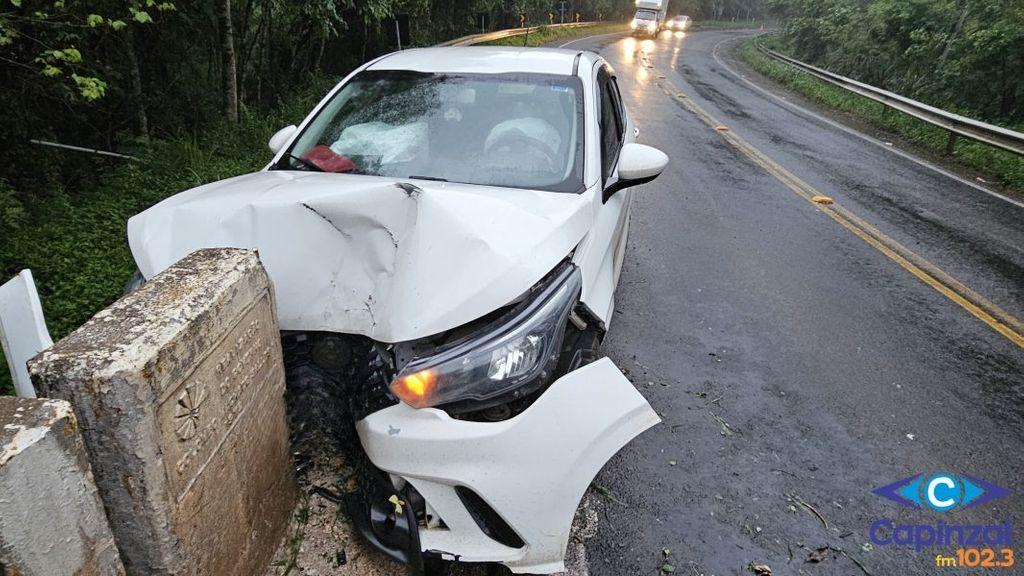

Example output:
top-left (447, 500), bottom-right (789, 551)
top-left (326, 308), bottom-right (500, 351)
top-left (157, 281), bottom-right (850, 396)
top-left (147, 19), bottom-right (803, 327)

top-left (0, 77), bottom-right (335, 396)
top-left (483, 22), bottom-right (627, 47)
top-left (739, 37), bottom-right (1024, 192)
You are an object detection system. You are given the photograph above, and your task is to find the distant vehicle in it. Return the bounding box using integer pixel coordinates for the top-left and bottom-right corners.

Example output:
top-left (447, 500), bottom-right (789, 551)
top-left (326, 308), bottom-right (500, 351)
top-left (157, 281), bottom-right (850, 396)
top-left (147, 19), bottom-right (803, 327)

top-left (667, 15), bottom-right (691, 30)
top-left (631, 0), bottom-right (669, 37)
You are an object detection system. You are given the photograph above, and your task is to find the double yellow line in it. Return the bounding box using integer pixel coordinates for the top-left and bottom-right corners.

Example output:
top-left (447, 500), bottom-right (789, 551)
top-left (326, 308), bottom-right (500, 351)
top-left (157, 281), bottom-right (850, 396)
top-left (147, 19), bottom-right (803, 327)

top-left (642, 53), bottom-right (1024, 349)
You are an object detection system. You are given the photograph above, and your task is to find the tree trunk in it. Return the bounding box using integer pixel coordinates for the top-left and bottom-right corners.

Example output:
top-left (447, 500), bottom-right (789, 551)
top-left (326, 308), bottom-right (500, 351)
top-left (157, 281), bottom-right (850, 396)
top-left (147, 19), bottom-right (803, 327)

top-left (219, 0), bottom-right (239, 122)
top-left (937, 2), bottom-right (970, 67)
top-left (125, 29), bottom-right (149, 139)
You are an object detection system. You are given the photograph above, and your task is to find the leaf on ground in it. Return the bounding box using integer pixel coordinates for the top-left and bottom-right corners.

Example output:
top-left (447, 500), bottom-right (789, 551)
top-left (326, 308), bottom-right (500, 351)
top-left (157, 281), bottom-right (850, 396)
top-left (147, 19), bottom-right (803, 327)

top-left (806, 546), bottom-right (831, 563)
top-left (591, 483), bottom-right (626, 506)
top-left (660, 563), bottom-right (676, 573)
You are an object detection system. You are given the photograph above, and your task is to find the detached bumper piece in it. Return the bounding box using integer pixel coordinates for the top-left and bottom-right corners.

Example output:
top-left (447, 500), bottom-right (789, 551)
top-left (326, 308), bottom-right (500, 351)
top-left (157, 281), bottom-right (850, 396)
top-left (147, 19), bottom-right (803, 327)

top-left (356, 358), bottom-right (660, 573)
top-left (344, 485), bottom-right (424, 574)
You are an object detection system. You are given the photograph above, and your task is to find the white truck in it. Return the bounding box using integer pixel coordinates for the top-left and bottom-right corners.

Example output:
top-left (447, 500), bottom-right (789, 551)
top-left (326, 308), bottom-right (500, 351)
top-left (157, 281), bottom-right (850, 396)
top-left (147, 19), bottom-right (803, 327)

top-left (631, 0), bottom-right (669, 37)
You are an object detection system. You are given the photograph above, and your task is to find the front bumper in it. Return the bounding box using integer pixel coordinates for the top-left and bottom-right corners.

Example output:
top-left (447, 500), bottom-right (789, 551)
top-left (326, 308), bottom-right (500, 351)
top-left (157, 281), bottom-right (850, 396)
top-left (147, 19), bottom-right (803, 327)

top-left (356, 357), bottom-right (659, 573)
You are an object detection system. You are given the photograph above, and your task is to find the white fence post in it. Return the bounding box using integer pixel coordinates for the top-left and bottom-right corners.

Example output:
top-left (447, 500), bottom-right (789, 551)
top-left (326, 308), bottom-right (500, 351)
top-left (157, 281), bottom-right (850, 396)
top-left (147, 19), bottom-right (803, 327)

top-left (0, 269), bottom-right (53, 397)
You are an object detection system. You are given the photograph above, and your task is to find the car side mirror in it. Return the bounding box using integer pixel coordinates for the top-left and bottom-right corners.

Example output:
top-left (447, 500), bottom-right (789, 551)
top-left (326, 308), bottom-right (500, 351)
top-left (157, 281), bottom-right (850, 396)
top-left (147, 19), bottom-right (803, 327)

top-left (603, 143), bottom-right (669, 203)
top-left (268, 125), bottom-right (298, 154)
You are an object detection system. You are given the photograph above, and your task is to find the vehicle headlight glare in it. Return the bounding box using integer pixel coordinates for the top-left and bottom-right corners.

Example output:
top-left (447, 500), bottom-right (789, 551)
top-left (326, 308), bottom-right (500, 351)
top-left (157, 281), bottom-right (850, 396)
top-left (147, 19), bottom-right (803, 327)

top-left (390, 266), bottom-right (582, 409)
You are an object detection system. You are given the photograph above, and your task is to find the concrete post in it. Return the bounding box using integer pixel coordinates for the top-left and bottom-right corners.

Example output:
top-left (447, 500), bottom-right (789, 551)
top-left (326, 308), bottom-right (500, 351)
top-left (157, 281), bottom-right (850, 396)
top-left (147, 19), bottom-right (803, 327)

top-left (28, 249), bottom-right (296, 576)
top-left (0, 397), bottom-right (125, 576)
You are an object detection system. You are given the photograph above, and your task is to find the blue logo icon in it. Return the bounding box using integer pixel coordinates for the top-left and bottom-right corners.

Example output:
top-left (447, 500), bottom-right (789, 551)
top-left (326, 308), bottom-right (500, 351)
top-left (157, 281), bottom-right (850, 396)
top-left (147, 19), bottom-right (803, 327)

top-left (872, 473), bottom-right (1011, 512)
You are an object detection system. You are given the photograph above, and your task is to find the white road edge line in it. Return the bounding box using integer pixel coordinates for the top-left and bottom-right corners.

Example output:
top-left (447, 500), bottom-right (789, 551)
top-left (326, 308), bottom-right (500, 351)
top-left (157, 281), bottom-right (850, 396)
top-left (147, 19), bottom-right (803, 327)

top-left (708, 34), bottom-right (1024, 210)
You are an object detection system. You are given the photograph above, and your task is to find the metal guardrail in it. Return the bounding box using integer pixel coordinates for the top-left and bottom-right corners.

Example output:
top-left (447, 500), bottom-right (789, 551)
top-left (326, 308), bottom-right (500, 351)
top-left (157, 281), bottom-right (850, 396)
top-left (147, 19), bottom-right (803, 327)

top-left (437, 21), bottom-right (599, 47)
top-left (756, 43), bottom-right (1024, 156)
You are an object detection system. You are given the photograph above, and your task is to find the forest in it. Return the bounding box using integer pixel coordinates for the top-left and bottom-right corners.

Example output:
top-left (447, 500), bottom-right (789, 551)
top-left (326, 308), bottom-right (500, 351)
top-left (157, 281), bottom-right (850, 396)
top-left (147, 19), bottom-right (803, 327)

top-left (0, 1), bottom-right (770, 221)
top-left (769, 0), bottom-right (1024, 125)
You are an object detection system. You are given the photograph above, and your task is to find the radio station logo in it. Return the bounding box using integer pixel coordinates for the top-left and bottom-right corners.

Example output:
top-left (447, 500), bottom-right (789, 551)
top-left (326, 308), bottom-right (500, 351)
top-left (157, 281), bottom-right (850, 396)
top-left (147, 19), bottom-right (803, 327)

top-left (868, 471), bottom-right (1016, 569)
top-left (872, 472), bottom-right (1012, 512)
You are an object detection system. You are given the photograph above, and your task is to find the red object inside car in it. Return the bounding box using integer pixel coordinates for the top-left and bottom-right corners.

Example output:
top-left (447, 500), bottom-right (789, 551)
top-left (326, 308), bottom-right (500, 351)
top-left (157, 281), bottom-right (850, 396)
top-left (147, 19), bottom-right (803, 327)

top-left (302, 145), bottom-right (357, 173)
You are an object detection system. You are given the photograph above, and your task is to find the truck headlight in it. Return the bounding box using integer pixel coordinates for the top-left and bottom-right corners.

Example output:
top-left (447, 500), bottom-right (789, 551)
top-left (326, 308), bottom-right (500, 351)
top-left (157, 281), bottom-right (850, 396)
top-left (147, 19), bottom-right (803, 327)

top-left (630, 20), bottom-right (639, 29)
top-left (391, 265), bottom-right (582, 409)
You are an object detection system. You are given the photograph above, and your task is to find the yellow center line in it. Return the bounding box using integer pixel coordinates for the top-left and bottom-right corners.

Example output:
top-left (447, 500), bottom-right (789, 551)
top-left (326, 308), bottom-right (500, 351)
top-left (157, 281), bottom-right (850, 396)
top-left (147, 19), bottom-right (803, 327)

top-left (641, 53), bottom-right (1024, 349)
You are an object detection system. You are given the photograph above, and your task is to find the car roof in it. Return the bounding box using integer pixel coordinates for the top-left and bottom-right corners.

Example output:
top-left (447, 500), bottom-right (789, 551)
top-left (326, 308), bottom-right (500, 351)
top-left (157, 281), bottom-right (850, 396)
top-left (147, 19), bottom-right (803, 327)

top-left (367, 46), bottom-right (595, 76)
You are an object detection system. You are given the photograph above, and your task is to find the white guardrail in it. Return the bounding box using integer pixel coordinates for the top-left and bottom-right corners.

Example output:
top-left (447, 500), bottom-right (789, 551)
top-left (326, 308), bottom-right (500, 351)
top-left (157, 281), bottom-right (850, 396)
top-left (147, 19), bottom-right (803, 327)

top-left (756, 43), bottom-right (1024, 156)
top-left (438, 21), bottom-right (599, 47)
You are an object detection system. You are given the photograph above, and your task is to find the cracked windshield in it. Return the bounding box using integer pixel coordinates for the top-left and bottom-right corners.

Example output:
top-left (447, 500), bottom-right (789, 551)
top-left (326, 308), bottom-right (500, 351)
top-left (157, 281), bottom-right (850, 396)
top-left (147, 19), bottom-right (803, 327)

top-left (281, 70), bottom-right (585, 192)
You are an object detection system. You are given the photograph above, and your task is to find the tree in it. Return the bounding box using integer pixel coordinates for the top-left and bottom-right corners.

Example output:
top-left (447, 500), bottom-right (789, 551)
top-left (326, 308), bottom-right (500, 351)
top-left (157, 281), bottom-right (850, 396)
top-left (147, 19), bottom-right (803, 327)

top-left (219, 0), bottom-right (238, 122)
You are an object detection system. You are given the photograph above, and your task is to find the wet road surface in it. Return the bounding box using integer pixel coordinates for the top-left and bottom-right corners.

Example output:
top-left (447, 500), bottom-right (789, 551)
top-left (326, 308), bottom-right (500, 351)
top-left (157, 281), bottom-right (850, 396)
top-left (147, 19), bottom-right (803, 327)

top-left (561, 29), bottom-right (1024, 576)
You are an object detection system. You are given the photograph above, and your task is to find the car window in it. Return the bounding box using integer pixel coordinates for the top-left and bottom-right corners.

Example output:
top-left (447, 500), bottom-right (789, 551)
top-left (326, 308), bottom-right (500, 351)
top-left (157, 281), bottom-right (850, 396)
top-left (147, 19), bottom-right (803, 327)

top-left (597, 69), bottom-right (623, 183)
top-left (280, 70), bottom-right (586, 193)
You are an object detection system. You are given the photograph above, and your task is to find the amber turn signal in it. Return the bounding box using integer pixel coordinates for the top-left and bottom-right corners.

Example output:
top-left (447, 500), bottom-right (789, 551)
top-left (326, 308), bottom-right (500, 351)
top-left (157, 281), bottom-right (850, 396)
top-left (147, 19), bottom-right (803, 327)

top-left (391, 369), bottom-right (437, 408)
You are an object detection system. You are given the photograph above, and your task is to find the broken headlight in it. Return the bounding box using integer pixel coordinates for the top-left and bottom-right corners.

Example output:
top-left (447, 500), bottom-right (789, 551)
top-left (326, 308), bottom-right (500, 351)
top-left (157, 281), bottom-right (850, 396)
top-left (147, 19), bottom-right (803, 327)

top-left (390, 265), bottom-right (582, 409)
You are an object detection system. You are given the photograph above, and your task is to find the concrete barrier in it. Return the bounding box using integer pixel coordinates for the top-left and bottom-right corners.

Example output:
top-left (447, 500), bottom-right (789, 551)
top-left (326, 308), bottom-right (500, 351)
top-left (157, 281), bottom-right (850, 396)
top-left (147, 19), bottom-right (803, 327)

top-left (0, 396), bottom-right (125, 575)
top-left (29, 248), bottom-right (296, 576)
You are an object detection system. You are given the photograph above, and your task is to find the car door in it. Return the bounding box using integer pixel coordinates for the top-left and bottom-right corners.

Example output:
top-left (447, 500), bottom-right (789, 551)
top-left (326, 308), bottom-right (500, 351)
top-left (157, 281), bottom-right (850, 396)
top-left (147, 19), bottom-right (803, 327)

top-left (573, 63), bottom-right (635, 327)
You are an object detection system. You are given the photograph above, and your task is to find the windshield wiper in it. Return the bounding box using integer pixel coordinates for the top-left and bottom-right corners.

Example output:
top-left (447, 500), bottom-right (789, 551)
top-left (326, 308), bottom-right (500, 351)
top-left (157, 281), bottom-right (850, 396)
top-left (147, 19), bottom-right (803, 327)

top-left (278, 153), bottom-right (324, 172)
top-left (408, 175), bottom-right (447, 182)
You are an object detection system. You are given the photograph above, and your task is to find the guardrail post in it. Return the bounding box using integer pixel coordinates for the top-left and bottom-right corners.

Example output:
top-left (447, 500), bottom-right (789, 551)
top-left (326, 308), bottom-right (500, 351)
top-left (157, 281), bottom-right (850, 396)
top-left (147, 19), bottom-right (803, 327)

top-left (946, 132), bottom-right (958, 155)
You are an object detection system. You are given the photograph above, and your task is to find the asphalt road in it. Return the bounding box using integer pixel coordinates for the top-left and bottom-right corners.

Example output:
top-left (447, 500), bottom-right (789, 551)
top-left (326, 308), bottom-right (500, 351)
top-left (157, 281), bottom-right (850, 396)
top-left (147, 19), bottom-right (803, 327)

top-left (558, 29), bottom-right (1024, 576)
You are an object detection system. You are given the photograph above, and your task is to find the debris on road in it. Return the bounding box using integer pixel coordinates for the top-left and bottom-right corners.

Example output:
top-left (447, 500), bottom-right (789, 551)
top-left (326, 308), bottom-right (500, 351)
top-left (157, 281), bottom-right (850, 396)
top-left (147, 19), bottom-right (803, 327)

top-left (660, 547), bottom-right (675, 574)
top-left (806, 546), bottom-right (832, 563)
top-left (709, 411), bottom-right (740, 436)
top-left (811, 195), bottom-right (834, 204)
top-left (748, 562), bottom-right (773, 575)
top-left (265, 446), bottom-right (405, 576)
top-left (787, 494), bottom-right (828, 530)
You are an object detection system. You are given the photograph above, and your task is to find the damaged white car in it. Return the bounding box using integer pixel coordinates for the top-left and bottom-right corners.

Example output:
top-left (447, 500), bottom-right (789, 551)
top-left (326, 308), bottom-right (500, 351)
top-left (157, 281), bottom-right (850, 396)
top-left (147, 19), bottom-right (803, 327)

top-left (128, 46), bottom-right (668, 574)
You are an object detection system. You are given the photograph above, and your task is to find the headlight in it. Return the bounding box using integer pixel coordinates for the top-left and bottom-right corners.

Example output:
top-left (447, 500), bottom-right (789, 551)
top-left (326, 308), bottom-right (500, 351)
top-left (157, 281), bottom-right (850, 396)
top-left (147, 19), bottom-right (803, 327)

top-left (647, 22), bottom-right (656, 31)
top-left (630, 20), bottom-right (639, 29)
top-left (391, 265), bottom-right (581, 409)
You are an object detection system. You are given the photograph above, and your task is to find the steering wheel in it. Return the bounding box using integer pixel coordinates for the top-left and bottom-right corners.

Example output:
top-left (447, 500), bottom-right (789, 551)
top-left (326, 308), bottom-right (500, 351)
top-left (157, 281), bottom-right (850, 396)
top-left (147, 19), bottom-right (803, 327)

top-left (485, 132), bottom-right (559, 172)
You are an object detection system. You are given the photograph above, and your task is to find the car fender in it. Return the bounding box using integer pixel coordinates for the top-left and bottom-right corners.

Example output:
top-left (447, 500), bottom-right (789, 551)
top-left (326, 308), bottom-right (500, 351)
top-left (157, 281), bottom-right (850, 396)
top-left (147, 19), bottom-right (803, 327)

top-left (356, 357), bottom-right (660, 573)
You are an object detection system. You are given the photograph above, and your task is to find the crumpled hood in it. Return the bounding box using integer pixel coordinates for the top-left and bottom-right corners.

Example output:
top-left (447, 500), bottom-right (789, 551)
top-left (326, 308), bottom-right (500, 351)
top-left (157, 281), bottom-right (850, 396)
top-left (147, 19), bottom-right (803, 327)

top-left (128, 171), bottom-right (593, 342)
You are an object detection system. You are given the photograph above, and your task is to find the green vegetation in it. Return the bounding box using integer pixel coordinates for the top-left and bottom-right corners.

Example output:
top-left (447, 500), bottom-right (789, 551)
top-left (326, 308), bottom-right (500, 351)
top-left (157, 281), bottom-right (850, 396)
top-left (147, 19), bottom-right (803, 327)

top-left (739, 37), bottom-right (1024, 191)
top-left (770, 0), bottom-right (1024, 125)
top-left (0, 78), bottom-right (333, 396)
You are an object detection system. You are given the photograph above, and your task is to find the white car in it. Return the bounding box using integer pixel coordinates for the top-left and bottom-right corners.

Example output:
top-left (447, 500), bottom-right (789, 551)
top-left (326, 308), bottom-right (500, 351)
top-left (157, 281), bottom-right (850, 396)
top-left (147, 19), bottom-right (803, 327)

top-left (128, 46), bottom-right (667, 574)
top-left (668, 15), bottom-right (692, 30)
